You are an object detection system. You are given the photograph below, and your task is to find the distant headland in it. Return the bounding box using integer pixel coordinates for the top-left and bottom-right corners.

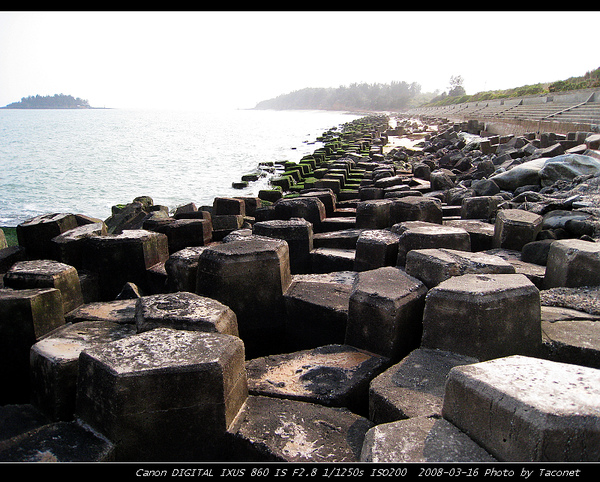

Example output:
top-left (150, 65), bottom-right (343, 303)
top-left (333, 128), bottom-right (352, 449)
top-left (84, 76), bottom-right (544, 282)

top-left (1, 94), bottom-right (105, 109)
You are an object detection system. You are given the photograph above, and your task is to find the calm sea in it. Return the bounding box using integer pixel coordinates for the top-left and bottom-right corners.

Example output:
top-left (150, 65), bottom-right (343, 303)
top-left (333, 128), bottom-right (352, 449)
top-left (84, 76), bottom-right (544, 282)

top-left (0, 108), bottom-right (361, 227)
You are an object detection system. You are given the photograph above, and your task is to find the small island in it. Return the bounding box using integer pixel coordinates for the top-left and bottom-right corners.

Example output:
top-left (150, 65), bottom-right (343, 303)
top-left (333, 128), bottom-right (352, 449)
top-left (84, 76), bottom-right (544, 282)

top-left (2, 93), bottom-right (95, 109)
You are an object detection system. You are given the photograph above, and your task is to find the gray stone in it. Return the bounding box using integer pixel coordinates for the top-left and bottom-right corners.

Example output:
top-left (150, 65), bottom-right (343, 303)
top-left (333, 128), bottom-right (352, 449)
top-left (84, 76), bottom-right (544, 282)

top-left (346, 267), bottom-right (427, 361)
top-left (135, 292), bottom-right (239, 336)
top-left (544, 239), bottom-right (600, 288)
top-left (493, 209), bottom-right (543, 251)
top-left (443, 355), bottom-right (600, 461)
top-left (369, 348), bottom-right (479, 424)
top-left (422, 274), bottom-right (542, 361)
top-left (246, 344), bottom-right (389, 417)
top-left (538, 154), bottom-right (600, 186)
top-left (360, 416), bottom-right (496, 463)
top-left (227, 395), bottom-right (372, 462)
top-left (76, 328), bottom-right (247, 461)
top-left (490, 158), bottom-right (546, 192)
top-left (405, 248), bottom-right (515, 288)
top-left (30, 321), bottom-right (135, 421)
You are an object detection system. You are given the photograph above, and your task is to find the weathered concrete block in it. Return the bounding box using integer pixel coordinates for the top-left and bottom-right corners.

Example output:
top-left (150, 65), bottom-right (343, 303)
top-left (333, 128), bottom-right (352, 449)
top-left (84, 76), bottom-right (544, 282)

top-left (65, 299), bottom-right (137, 324)
top-left (148, 218), bottom-right (212, 253)
top-left (313, 229), bottom-right (363, 250)
top-left (0, 404), bottom-right (50, 444)
top-left (346, 267), bottom-right (427, 361)
top-left (298, 189), bottom-right (337, 217)
top-left (355, 199), bottom-right (392, 229)
top-left (17, 213), bottom-right (78, 260)
top-left (0, 420), bottom-right (115, 462)
top-left (389, 196), bottom-right (443, 225)
top-left (354, 229), bottom-right (400, 272)
top-left (493, 209), bottom-right (543, 251)
top-left (369, 348), bottom-right (479, 424)
top-left (392, 221), bottom-right (471, 266)
top-left (83, 230), bottom-right (169, 301)
top-left (273, 197), bottom-right (326, 231)
top-left (196, 238), bottom-right (291, 357)
top-left (227, 395), bottom-right (372, 462)
top-left (405, 248), bottom-right (515, 288)
top-left (211, 214), bottom-right (244, 232)
top-left (4, 260), bottom-right (84, 314)
top-left (360, 416), bottom-right (496, 463)
top-left (51, 222), bottom-right (107, 269)
top-left (422, 274), bottom-right (542, 361)
top-left (30, 321), bottom-right (135, 421)
top-left (76, 328), bottom-right (247, 461)
top-left (283, 272), bottom-right (356, 351)
top-left (246, 344), bottom-right (389, 417)
top-left (544, 239), bottom-right (600, 288)
top-left (213, 197), bottom-right (246, 216)
top-left (164, 246), bottom-right (207, 293)
top-left (135, 292), bottom-right (238, 336)
top-left (460, 195), bottom-right (502, 220)
top-left (0, 246), bottom-right (27, 277)
top-left (310, 247), bottom-right (355, 273)
top-left (0, 288), bottom-right (65, 404)
top-left (444, 219), bottom-right (496, 252)
top-left (484, 248), bottom-right (547, 289)
top-left (253, 218), bottom-right (314, 274)
top-left (443, 355), bottom-right (600, 461)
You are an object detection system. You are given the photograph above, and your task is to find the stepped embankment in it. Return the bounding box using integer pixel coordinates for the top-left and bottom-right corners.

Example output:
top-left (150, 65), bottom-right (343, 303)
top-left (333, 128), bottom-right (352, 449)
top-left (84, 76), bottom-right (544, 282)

top-left (0, 113), bottom-right (599, 464)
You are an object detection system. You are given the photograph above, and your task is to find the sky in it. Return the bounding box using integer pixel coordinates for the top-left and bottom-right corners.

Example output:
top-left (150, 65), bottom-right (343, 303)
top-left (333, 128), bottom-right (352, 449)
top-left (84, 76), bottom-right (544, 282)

top-left (1, 10), bottom-right (599, 111)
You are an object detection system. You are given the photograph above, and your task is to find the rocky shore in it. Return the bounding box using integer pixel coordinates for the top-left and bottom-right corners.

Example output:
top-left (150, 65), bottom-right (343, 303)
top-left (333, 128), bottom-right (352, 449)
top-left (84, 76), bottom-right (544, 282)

top-left (0, 113), bottom-right (599, 464)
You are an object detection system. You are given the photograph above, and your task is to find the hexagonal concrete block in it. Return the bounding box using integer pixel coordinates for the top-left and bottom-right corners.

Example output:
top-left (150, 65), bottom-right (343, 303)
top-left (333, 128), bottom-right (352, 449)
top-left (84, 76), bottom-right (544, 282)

top-left (405, 248), bottom-right (516, 288)
top-left (493, 209), bottom-right (543, 251)
top-left (360, 416), bottom-right (496, 463)
top-left (196, 238), bottom-right (291, 357)
top-left (0, 288), bottom-right (65, 404)
top-left (421, 274), bottom-right (542, 361)
top-left (460, 195), bottom-right (503, 221)
top-left (4, 260), bottom-right (84, 314)
top-left (246, 344), bottom-right (389, 417)
top-left (76, 328), bottom-right (248, 461)
top-left (354, 229), bottom-right (400, 272)
top-left (369, 348), bottom-right (479, 424)
top-left (30, 321), bottom-right (136, 421)
top-left (392, 221), bottom-right (471, 266)
top-left (164, 246), bottom-right (207, 293)
top-left (135, 292), bottom-right (238, 336)
top-left (443, 355), bottom-right (600, 461)
top-left (273, 197), bottom-right (326, 231)
top-left (228, 395), bottom-right (373, 462)
top-left (51, 222), bottom-right (107, 269)
top-left (17, 213), bottom-right (78, 260)
top-left (444, 219), bottom-right (496, 252)
top-left (346, 267), bottom-right (428, 361)
top-left (355, 199), bottom-right (392, 229)
top-left (389, 196), bottom-right (443, 225)
top-left (544, 239), bottom-right (600, 289)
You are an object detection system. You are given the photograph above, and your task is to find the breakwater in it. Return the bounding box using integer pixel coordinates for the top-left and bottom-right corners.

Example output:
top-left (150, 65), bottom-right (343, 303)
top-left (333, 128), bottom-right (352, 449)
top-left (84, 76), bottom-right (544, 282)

top-left (0, 113), bottom-right (599, 464)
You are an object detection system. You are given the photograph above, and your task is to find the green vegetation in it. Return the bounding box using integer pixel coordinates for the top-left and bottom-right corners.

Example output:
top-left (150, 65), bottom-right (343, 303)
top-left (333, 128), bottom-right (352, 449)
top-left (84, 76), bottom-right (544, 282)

top-left (2, 93), bottom-right (91, 109)
top-left (255, 67), bottom-right (600, 112)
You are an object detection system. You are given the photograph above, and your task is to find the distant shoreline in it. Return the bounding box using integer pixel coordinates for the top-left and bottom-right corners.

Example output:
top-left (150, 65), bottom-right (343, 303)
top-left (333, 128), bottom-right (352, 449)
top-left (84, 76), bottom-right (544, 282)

top-left (0, 106), bottom-right (110, 110)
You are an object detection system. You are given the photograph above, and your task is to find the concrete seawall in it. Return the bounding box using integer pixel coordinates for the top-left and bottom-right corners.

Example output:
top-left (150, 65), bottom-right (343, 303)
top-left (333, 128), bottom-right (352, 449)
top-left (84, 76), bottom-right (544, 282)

top-left (0, 113), bottom-right (599, 464)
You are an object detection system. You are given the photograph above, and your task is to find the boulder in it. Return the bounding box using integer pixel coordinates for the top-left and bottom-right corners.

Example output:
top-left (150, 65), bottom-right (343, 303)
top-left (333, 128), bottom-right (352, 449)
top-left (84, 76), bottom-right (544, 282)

top-left (544, 239), bottom-right (600, 288)
top-left (493, 209), bottom-right (543, 251)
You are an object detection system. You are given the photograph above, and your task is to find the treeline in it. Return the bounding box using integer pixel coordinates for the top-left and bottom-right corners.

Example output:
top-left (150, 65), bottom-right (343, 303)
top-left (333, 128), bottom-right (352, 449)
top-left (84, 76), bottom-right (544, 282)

top-left (254, 81), bottom-right (423, 111)
top-left (3, 94), bottom-right (91, 109)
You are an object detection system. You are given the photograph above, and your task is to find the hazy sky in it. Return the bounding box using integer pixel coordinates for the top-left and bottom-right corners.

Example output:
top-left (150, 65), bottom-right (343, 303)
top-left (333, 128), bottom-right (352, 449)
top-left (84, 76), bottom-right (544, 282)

top-left (1, 10), bottom-right (598, 111)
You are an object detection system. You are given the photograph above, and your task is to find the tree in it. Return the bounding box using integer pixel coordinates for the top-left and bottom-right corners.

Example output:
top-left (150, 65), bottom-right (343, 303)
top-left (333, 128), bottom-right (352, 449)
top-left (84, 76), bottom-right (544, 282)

top-left (448, 75), bottom-right (466, 97)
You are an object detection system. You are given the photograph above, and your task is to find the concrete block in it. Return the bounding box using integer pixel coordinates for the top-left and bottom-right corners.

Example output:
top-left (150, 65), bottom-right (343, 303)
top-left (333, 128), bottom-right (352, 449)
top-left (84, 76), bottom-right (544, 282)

top-left (0, 420), bottom-right (115, 462)
top-left (389, 196), bottom-right (443, 225)
top-left (164, 246), bottom-right (208, 293)
top-left (283, 272), bottom-right (356, 351)
top-left (76, 328), bottom-right (247, 461)
top-left (392, 221), bottom-right (471, 266)
top-left (444, 219), bottom-right (496, 252)
top-left (83, 230), bottom-right (169, 300)
top-left (405, 248), bottom-right (515, 288)
top-left (213, 197), bottom-right (246, 216)
top-left (4, 260), bottom-right (84, 314)
top-left (196, 238), bottom-right (291, 358)
top-left (484, 248), bottom-right (546, 289)
top-left (273, 197), bottom-right (326, 231)
top-left (346, 267), bottom-right (427, 361)
top-left (355, 199), bottom-right (392, 229)
top-left (544, 239), bottom-right (600, 288)
top-left (65, 299), bottom-right (137, 324)
top-left (354, 230), bottom-right (400, 272)
top-left (360, 416), bottom-right (496, 463)
top-left (227, 395), bottom-right (373, 462)
top-left (493, 209), bottom-right (543, 251)
top-left (369, 348), bottom-right (479, 423)
top-left (460, 195), bottom-right (502, 220)
top-left (422, 274), bottom-right (542, 361)
top-left (310, 248), bottom-right (355, 273)
top-left (51, 222), bottom-right (107, 269)
top-left (17, 213), bottom-right (78, 260)
top-left (135, 292), bottom-right (239, 337)
top-left (319, 217), bottom-right (357, 232)
top-left (149, 218), bottom-right (212, 253)
top-left (0, 288), bottom-right (65, 404)
top-left (313, 229), bottom-right (363, 250)
top-left (443, 355), bottom-right (600, 461)
top-left (246, 344), bottom-right (389, 417)
top-left (0, 404), bottom-right (50, 444)
top-left (30, 321), bottom-right (135, 421)
top-left (253, 218), bottom-right (314, 274)
top-left (298, 189), bottom-right (337, 217)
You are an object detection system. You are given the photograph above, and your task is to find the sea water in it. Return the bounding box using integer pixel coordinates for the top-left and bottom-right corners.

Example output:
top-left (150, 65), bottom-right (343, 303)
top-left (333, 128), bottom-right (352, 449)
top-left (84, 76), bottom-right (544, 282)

top-left (0, 108), bottom-right (361, 227)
